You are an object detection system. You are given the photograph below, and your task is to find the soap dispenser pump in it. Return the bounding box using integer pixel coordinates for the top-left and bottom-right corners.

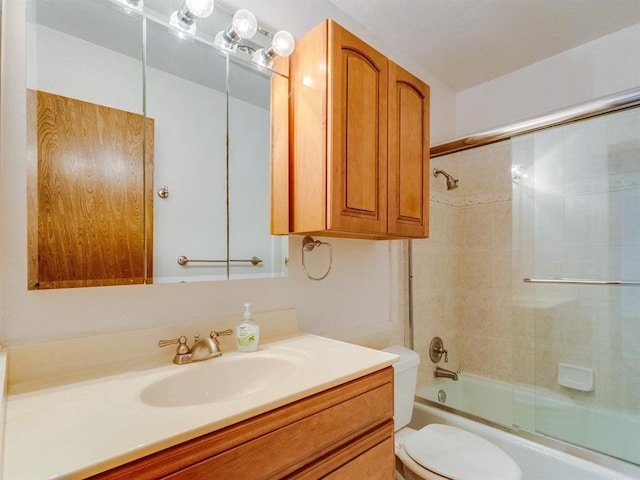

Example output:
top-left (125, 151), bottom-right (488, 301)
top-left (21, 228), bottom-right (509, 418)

top-left (236, 303), bottom-right (260, 352)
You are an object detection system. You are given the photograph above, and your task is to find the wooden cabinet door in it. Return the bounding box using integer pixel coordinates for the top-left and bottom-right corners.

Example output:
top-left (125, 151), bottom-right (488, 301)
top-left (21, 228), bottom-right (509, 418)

top-left (387, 62), bottom-right (430, 238)
top-left (31, 91), bottom-right (154, 289)
top-left (327, 21), bottom-right (388, 235)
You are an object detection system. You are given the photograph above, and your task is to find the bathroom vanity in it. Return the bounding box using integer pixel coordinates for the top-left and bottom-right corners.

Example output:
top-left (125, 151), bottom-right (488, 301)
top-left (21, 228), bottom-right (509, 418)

top-left (92, 368), bottom-right (394, 479)
top-left (1, 310), bottom-right (397, 479)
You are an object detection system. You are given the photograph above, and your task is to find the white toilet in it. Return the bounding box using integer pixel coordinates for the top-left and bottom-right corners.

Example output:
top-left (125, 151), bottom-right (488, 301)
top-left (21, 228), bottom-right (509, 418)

top-left (383, 346), bottom-right (522, 480)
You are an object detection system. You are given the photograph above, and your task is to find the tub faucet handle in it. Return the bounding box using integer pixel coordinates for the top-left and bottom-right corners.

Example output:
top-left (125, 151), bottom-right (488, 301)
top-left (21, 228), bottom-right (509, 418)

top-left (437, 346), bottom-right (449, 363)
top-left (429, 336), bottom-right (449, 363)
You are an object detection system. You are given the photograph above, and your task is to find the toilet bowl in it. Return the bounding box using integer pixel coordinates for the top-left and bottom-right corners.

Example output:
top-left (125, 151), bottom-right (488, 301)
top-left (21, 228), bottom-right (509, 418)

top-left (383, 346), bottom-right (522, 480)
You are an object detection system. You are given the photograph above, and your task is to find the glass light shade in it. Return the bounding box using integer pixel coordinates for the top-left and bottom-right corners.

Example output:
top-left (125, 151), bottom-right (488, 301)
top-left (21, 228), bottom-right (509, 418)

top-left (271, 30), bottom-right (295, 57)
top-left (231, 9), bottom-right (258, 38)
top-left (185, 0), bottom-right (215, 18)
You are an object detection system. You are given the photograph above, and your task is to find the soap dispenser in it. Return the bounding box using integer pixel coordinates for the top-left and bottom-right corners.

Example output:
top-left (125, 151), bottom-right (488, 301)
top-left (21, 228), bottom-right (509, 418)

top-left (236, 303), bottom-right (260, 352)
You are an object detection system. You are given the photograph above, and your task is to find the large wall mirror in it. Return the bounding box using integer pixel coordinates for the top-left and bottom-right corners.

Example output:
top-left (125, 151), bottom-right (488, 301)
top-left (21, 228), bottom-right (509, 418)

top-left (26, 0), bottom-right (289, 289)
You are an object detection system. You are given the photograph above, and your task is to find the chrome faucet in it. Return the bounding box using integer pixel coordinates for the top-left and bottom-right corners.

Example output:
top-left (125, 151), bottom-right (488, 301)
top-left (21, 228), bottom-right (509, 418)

top-left (434, 366), bottom-right (459, 381)
top-left (159, 329), bottom-right (233, 365)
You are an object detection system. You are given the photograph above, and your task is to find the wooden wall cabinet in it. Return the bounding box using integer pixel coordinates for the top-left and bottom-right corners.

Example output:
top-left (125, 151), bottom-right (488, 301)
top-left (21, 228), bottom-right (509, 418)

top-left (274, 20), bottom-right (430, 239)
top-left (90, 368), bottom-right (394, 480)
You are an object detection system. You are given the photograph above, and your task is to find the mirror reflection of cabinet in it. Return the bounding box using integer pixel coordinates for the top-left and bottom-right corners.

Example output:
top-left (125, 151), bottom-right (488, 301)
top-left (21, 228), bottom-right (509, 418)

top-left (28, 91), bottom-right (154, 289)
top-left (26, 0), bottom-right (289, 289)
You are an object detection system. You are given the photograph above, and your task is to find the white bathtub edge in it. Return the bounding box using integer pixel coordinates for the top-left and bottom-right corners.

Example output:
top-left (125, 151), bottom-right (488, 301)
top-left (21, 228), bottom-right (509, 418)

top-left (410, 401), bottom-right (640, 480)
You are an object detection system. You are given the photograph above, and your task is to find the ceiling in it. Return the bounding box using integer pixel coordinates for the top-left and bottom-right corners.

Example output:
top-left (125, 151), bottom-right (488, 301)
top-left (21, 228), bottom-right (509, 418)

top-left (326, 0), bottom-right (640, 91)
top-left (222, 0), bottom-right (640, 92)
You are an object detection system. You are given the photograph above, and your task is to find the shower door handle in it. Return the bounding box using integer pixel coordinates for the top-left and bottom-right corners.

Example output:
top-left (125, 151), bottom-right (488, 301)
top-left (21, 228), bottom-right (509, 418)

top-left (523, 277), bottom-right (640, 286)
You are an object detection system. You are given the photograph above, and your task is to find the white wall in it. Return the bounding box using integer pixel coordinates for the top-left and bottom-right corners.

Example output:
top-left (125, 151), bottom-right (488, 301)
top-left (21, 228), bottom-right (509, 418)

top-left (0, 0), bottom-right (408, 347)
top-left (456, 23), bottom-right (640, 138)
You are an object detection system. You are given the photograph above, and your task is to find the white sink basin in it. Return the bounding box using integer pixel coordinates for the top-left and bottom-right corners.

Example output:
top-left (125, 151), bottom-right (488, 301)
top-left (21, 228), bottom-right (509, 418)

top-left (141, 352), bottom-right (298, 407)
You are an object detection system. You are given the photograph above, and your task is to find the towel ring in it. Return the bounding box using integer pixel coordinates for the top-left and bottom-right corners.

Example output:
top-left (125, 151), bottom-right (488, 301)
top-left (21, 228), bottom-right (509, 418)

top-left (301, 236), bottom-right (333, 281)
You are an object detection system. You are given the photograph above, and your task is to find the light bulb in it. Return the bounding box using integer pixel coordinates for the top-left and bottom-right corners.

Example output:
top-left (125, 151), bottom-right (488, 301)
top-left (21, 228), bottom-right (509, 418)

top-left (231, 9), bottom-right (257, 39)
top-left (170, 0), bottom-right (214, 34)
top-left (271, 31), bottom-right (295, 57)
top-left (185, 0), bottom-right (214, 18)
top-left (251, 30), bottom-right (295, 68)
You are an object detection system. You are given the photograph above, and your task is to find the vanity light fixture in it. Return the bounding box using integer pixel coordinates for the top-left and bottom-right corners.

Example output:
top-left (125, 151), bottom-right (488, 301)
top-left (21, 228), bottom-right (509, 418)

top-left (169, 0), bottom-right (215, 35)
top-left (214, 9), bottom-right (258, 53)
top-left (252, 30), bottom-right (295, 68)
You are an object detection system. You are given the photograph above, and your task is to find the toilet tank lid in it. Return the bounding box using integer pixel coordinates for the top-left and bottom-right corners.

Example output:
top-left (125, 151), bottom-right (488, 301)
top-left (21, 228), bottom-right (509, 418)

top-left (382, 346), bottom-right (420, 371)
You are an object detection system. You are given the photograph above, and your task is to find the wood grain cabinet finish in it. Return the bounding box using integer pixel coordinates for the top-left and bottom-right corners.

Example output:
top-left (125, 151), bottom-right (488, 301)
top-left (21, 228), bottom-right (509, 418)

top-left (27, 90), bottom-right (154, 289)
top-left (90, 367), bottom-right (395, 480)
top-left (387, 63), bottom-right (430, 238)
top-left (278, 19), bottom-right (429, 239)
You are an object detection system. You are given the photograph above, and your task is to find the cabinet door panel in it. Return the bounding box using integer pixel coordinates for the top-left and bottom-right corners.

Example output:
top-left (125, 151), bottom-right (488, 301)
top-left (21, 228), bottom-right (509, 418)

top-left (288, 22), bottom-right (329, 234)
top-left (328, 22), bottom-right (387, 234)
top-left (388, 63), bottom-right (429, 238)
top-left (345, 54), bottom-right (379, 213)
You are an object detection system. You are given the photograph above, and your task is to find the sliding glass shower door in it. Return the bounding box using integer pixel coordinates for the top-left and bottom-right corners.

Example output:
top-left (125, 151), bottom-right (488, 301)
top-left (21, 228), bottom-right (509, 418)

top-left (512, 106), bottom-right (640, 465)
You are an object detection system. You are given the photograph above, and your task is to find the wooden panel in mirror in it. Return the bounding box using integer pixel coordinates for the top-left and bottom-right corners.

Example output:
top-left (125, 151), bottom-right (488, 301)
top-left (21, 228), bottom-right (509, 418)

top-left (27, 91), bottom-right (154, 289)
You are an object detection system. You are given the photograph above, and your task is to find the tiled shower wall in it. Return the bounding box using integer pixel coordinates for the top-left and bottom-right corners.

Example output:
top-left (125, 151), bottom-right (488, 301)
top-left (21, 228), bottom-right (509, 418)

top-left (412, 141), bottom-right (513, 391)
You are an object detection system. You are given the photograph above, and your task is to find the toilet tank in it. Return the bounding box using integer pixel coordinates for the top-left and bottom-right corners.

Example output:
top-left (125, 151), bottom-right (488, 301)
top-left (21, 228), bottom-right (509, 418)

top-left (382, 346), bottom-right (420, 431)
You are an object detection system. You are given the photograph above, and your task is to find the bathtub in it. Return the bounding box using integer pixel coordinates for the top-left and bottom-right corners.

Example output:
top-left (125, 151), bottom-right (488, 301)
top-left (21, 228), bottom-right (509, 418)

top-left (417, 373), bottom-right (640, 466)
top-left (415, 377), bottom-right (640, 479)
top-left (417, 372), bottom-right (515, 426)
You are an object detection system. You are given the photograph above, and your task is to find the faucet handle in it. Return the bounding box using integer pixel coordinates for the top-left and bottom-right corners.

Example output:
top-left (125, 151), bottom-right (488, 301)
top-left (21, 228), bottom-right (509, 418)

top-left (210, 329), bottom-right (233, 338)
top-left (209, 329), bottom-right (233, 349)
top-left (429, 336), bottom-right (449, 363)
top-left (158, 335), bottom-right (190, 355)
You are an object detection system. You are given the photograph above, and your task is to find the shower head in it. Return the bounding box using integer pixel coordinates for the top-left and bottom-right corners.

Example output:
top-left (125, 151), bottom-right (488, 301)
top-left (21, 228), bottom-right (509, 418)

top-left (433, 168), bottom-right (459, 190)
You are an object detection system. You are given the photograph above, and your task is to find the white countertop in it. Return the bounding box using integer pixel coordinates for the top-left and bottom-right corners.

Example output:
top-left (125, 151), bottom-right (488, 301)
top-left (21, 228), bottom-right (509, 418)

top-left (2, 333), bottom-right (397, 479)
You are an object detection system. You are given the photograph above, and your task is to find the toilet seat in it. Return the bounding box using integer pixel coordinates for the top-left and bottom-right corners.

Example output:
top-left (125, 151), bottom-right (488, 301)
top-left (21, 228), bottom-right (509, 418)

top-left (399, 424), bottom-right (522, 480)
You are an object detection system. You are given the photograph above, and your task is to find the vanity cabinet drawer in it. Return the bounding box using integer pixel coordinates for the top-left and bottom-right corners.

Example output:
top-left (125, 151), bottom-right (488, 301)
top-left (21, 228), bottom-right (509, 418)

top-left (292, 421), bottom-right (395, 479)
top-left (92, 367), bottom-right (394, 480)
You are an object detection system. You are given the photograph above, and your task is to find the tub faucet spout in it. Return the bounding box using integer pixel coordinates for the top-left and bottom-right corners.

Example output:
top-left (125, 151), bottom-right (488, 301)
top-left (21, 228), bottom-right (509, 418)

top-left (434, 366), bottom-right (459, 381)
